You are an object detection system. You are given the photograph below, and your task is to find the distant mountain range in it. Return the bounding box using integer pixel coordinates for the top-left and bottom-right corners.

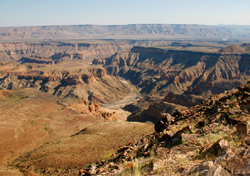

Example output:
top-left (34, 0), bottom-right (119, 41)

top-left (1, 24), bottom-right (250, 41)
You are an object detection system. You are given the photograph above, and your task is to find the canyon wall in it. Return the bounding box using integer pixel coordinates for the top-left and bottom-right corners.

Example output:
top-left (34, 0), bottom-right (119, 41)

top-left (0, 41), bottom-right (132, 63)
top-left (0, 62), bottom-right (131, 104)
top-left (94, 45), bottom-right (250, 122)
top-left (100, 46), bottom-right (250, 99)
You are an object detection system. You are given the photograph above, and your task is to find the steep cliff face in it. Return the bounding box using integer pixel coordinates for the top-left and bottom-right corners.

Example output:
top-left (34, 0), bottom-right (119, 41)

top-left (19, 57), bottom-right (55, 64)
top-left (0, 62), bottom-right (131, 104)
top-left (100, 46), bottom-right (250, 99)
top-left (93, 45), bottom-right (250, 122)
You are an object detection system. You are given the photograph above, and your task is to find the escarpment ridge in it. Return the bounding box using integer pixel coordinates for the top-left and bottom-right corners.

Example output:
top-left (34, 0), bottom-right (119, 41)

top-left (93, 44), bottom-right (250, 122)
top-left (0, 62), bottom-right (131, 104)
top-left (0, 41), bottom-right (132, 63)
top-left (97, 44), bottom-right (250, 97)
top-left (1, 24), bottom-right (250, 41)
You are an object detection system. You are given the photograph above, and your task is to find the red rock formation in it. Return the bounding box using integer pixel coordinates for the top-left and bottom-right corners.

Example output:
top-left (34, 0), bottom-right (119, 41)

top-left (66, 101), bottom-right (117, 121)
top-left (81, 74), bottom-right (96, 84)
top-left (0, 62), bottom-right (131, 104)
top-left (0, 41), bottom-right (132, 63)
top-left (67, 101), bottom-right (90, 114)
top-left (99, 111), bottom-right (118, 121)
top-left (92, 58), bottom-right (106, 65)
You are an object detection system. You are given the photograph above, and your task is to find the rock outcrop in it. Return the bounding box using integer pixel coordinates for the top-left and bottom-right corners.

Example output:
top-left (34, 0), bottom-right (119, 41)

top-left (65, 101), bottom-right (118, 121)
top-left (78, 81), bottom-right (250, 175)
top-left (0, 62), bottom-right (131, 104)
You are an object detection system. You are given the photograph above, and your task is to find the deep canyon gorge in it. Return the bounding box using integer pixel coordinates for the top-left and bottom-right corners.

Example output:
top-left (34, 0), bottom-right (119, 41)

top-left (0, 24), bottom-right (250, 175)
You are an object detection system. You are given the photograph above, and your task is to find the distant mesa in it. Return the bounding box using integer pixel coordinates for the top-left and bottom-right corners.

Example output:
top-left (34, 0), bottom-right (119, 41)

top-left (1, 24), bottom-right (250, 41)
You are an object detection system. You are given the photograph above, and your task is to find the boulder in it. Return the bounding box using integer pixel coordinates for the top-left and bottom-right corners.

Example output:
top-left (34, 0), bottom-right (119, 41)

top-left (182, 161), bottom-right (214, 175)
top-left (154, 120), bottom-right (167, 132)
top-left (88, 165), bottom-right (97, 175)
top-left (173, 125), bottom-right (193, 138)
top-left (237, 121), bottom-right (249, 134)
top-left (206, 165), bottom-right (231, 176)
top-left (100, 111), bottom-right (118, 121)
top-left (88, 103), bottom-right (95, 112)
top-left (181, 133), bottom-right (199, 143)
top-left (234, 163), bottom-right (250, 175)
top-left (163, 113), bottom-right (175, 124)
top-left (244, 137), bottom-right (250, 145)
top-left (208, 139), bottom-right (230, 156)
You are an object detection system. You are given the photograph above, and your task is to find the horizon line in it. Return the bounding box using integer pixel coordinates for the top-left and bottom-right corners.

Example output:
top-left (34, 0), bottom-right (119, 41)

top-left (1, 23), bottom-right (250, 28)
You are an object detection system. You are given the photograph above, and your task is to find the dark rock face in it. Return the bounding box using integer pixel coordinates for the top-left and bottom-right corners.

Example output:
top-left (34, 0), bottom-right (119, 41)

top-left (206, 139), bottom-right (230, 156)
top-left (19, 57), bottom-right (54, 64)
top-left (99, 46), bottom-right (250, 98)
top-left (95, 45), bottom-right (250, 123)
top-left (155, 121), bottom-right (167, 133)
top-left (164, 92), bottom-right (204, 107)
top-left (237, 121), bottom-right (249, 134)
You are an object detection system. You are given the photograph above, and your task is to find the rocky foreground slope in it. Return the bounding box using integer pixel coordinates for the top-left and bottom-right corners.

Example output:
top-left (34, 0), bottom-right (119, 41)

top-left (78, 81), bottom-right (250, 176)
top-left (0, 61), bottom-right (131, 105)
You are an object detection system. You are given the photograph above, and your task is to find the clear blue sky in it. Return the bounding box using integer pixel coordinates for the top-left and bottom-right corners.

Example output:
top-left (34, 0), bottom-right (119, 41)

top-left (1, 0), bottom-right (250, 27)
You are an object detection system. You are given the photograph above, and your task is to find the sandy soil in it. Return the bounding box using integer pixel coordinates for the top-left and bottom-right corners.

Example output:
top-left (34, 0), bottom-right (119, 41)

top-left (0, 88), bottom-right (154, 175)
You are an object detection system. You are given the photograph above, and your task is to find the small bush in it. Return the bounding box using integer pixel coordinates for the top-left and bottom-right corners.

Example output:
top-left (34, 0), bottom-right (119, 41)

top-left (132, 159), bottom-right (141, 176)
top-left (102, 149), bottom-right (115, 161)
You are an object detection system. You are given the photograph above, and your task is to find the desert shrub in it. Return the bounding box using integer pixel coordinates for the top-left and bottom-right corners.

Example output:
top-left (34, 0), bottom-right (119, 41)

top-left (102, 149), bottom-right (116, 161)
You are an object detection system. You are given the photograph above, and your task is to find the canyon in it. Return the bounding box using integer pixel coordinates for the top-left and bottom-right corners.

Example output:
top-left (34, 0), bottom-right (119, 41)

top-left (79, 81), bottom-right (250, 175)
top-left (0, 24), bottom-right (250, 175)
top-left (0, 62), bottom-right (131, 104)
top-left (93, 44), bottom-right (250, 123)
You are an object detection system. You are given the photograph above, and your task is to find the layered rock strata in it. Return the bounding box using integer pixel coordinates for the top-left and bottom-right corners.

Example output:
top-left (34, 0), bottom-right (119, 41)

top-left (94, 45), bottom-right (250, 122)
top-left (0, 62), bottom-right (131, 104)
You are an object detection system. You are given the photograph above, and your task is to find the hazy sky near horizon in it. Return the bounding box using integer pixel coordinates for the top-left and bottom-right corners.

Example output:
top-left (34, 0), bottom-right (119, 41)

top-left (1, 0), bottom-right (250, 27)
